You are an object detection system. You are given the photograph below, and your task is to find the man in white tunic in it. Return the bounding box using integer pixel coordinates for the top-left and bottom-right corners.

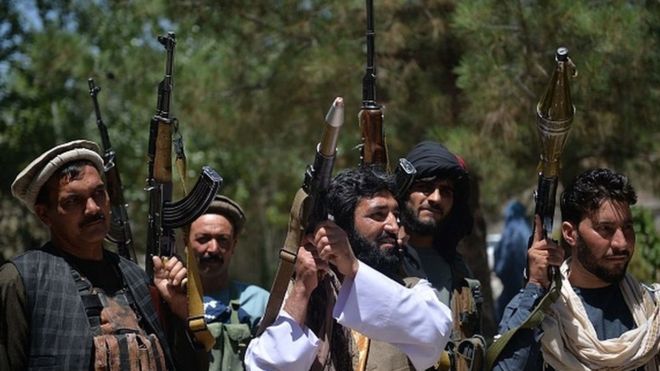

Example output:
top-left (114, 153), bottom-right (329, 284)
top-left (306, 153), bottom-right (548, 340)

top-left (245, 166), bottom-right (452, 371)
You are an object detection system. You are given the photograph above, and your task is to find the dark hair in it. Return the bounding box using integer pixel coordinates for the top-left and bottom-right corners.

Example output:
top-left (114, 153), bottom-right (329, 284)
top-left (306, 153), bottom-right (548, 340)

top-left (324, 165), bottom-right (397, 232)
top-left (311, 166), bottom-right (395, 370)
top-left (560, 168), bottom-right (637, 225)
top-left (35, 160), bottom-right (99, 206)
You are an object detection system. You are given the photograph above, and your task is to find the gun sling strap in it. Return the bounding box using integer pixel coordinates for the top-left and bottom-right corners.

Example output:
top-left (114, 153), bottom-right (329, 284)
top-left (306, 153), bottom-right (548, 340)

top-left (256, 188), bottom-right (309, 336)
top-left (173, 129), bottom-right (215, 352)
top-left (485, 276), bottom-right (561, 369)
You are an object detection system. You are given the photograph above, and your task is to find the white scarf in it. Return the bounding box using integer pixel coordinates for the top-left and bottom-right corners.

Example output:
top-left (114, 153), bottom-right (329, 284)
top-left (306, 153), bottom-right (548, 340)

top-left (540, 259), bottom-right (660, 370)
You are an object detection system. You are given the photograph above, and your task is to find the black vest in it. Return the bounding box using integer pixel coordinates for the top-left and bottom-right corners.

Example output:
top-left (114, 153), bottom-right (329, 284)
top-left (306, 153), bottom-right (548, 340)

top-left (12, 243), bottom-right (175, 370)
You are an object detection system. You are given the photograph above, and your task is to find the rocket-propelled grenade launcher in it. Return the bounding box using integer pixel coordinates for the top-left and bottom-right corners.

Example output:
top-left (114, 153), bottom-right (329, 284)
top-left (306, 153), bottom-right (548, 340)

top-left (257, 97), bottom-right (344, 336)
top-left (533, 47), bottom-right (577, 238)
top-left (533, 47), bottom-right (577, 281)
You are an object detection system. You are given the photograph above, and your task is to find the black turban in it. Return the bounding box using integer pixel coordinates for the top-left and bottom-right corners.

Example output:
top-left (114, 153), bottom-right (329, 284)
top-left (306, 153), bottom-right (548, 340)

top-left (402, 140), bottom-right (473, 257)
top-left (404, 140), bottom-right (469, 181)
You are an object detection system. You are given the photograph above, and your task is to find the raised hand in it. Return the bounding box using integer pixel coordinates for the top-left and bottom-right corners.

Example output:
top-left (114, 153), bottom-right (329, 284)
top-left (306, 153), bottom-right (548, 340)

top-left (527, 215), bottom-right (565, 289)
top-left (313, 220), bottom-right (359, 280)
top-left (152, 255), bottom-right (188, 319)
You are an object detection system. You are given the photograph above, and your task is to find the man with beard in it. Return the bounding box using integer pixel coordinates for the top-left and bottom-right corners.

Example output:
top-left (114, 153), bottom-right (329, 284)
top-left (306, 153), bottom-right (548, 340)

top-left (188, 194), bottom-right (269, 370)
top-left (493, 168), bottom-right (660, 370)
top-left (244, 166), bottom-right (452, 370)
top-left (398, 141), bottom-right (486, 370)
top-left (0, 140), bottom-right (196, 370)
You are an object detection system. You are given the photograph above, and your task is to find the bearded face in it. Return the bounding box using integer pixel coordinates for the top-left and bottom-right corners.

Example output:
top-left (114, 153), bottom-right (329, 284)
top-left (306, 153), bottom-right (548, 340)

top-left (348, 229), bottom-right (402, 279)
top-left (575, 232), bottom-right (630, 284)
top-left (401, 177), bottom-right (454, 236)
top-left (569, 199), bottom-right (635, 285)
top-left (349, 191), bottom-right (403, 279)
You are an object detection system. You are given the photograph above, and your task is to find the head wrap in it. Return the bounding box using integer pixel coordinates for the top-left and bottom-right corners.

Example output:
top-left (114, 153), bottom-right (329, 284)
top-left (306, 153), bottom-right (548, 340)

top-left (205, 194), bottom-right (246, 234)
top-left (404, 140), bottom-right (468, 182)
top-left (402, 140), bottom-right (473, 257)
top-left (11, 140), bottom-right (104, 213)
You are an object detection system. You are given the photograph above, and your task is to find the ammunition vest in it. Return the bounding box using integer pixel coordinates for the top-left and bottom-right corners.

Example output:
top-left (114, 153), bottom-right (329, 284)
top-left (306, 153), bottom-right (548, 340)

top-left (12, 244), bottom-right (174, 370)
top-left (403, 246), bottom-right (486, 371)
top-left (207, 297), bottom-right (252, 371)
top-left (73, 268), bottom-right (168, 371)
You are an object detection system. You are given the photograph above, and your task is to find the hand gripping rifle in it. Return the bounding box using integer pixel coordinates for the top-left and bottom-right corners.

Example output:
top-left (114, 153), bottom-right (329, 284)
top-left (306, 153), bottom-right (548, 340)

top-left (256, 97), bottom-right (344, 336)
top-left (88, 78), bottom-right (137, 262)
top-left (485, 47), bottom-right (577, 369)
top-left (145, 33), bottom-right (222, 347)
top-left (358, 0), bottom-right (388, 170)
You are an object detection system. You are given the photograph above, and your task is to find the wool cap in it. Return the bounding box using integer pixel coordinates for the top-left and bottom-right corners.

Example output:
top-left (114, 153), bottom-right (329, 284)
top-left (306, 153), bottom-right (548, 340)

top-left (205, 194), bottom-right (246, 234)
top-left (11, 140), bottom-right (104, 213)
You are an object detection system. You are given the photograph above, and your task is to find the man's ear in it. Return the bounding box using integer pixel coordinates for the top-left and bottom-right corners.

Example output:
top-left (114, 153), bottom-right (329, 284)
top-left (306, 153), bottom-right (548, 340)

top-left (561, 221), bottom-right (578, 247)
top-left (34, 204), bottom-right (51, 226)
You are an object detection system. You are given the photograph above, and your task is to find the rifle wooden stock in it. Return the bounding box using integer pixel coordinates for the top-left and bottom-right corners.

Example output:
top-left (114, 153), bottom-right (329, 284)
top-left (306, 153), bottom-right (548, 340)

top-left (359, 108), bottom-right (388, 168)
top-left (153, 119), bottom-right (173, 183)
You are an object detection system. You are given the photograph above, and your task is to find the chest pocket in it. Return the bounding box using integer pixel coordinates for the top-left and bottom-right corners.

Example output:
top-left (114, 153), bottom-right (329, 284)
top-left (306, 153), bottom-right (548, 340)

top-left (74, 270), bottom-right (167, 371)
top-left (207, 299), bottom-right (253, 371)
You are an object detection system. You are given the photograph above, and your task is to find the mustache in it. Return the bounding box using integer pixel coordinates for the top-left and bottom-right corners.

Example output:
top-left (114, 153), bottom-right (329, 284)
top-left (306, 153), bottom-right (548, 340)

top-left (199, 254), bottom-right (223, 265)
top-left (79, 213), bottom-right (105, 228)
top-left (376, 231), bottom-right (399, 246)
top-left (421, 204), bottom-right (444, 214)
top-left (609, 251), bottom-right (630, 258)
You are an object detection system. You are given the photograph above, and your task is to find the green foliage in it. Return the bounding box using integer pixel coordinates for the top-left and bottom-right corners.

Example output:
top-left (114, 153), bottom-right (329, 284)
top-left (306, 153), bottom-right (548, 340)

top-left (629, 207), bottom-right (660, 284)
top-left (1, 0), bottom-right (658, 283)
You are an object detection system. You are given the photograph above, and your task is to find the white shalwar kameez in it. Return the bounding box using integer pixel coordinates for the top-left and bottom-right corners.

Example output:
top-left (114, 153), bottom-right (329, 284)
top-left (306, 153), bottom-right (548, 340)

top-left (245, 261), bottom-right (452, 371)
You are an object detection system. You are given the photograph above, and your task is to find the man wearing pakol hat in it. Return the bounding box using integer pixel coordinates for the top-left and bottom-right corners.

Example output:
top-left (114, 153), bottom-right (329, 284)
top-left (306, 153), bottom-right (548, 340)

top-left (398, 140), bottom-right (487, 370)
top-left (0, 139), bottom-right (198, 370)
top-left (187, 194), bottom-right (269, 370)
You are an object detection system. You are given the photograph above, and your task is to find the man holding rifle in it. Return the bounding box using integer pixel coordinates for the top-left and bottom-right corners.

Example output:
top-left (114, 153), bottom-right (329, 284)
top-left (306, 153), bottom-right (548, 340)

top-left (245, 166), bottom-right (452, 371)
top-left (0, 140), bottom-right (197, 370)
top-left (493, 168), bottom-right (660, 370)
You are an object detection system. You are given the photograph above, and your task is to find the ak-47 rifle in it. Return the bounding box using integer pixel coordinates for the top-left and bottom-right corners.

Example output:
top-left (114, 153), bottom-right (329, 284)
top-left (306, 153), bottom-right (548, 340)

top-left (145, 31), bottom-right (222, 352)
top-left (145, 31), bottom-right (222, 293)
top-left (485, 47), bottom-right (577, 369)
top-left (359, 0), bottom-right (388, 170)
top-left (257, 97), bottom-right (344, 336)
top-left (358, 0), bottom-right (416, 197)
top-left (88, 78), bottom-right (137, 262)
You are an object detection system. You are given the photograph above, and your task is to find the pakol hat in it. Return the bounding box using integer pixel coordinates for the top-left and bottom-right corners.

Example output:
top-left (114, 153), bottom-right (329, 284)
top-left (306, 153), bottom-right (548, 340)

top-left (205, 194), bottom-right (246, 234)
top-left (11, 140), bottom-right (104, 213)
